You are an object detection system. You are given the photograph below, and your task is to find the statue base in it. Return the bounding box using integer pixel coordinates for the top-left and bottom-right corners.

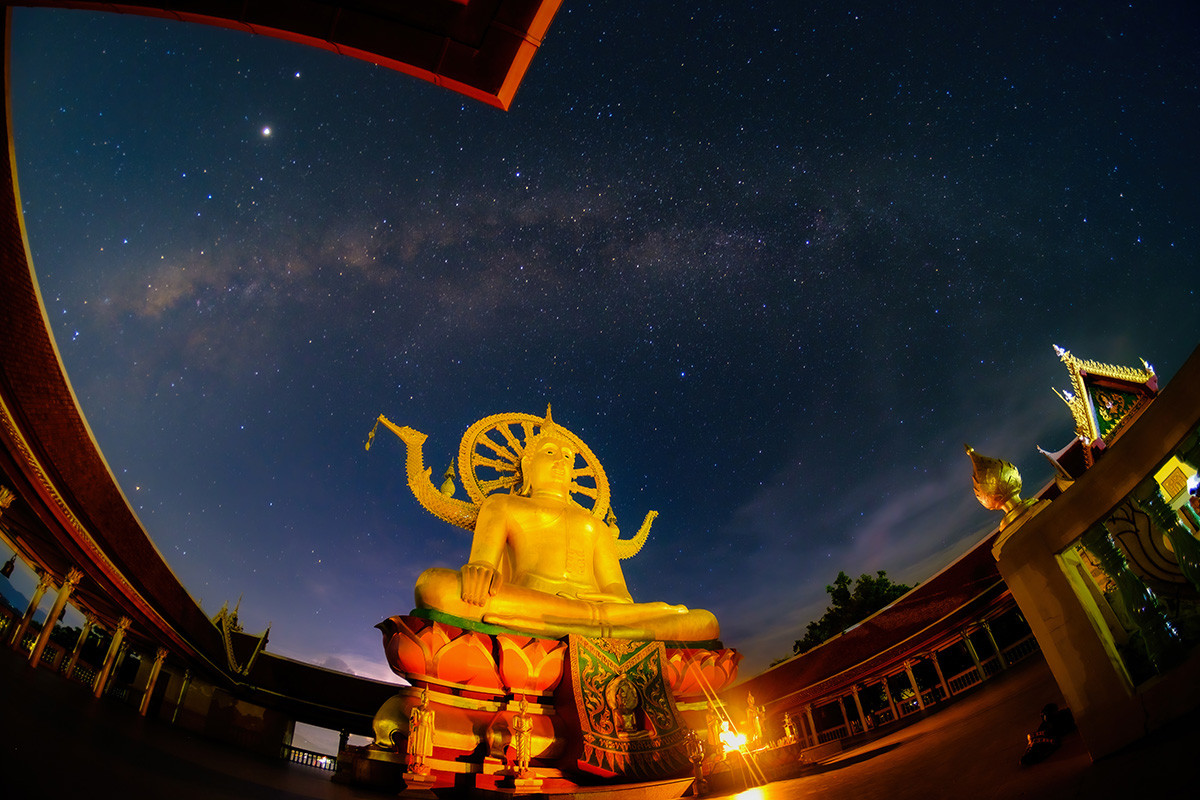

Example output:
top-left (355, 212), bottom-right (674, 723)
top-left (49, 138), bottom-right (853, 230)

top-left (402, 770), bottom-right (438, 796)
top-left (345, 615), bottom-right (741, 795)
top-left (497, 773), bottom-right (544, 793)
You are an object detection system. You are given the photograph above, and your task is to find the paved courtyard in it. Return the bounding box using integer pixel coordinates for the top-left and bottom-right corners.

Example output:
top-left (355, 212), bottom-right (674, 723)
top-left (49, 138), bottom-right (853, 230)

top-left (1, 645), bottom-right (1194, 799)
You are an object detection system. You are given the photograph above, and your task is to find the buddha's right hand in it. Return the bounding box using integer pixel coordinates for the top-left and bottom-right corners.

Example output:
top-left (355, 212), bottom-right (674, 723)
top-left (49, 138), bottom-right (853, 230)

top-left (461, 562), bottom-right (502, 606)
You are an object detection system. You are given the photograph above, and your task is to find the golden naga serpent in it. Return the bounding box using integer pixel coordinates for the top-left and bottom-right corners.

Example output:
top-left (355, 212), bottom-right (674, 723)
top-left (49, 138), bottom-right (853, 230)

top-left (366, 409), bottom-right (655, 560)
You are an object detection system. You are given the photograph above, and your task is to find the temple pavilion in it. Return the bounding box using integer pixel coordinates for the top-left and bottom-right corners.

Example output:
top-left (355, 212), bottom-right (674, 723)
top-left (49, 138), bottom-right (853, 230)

top-left (728, 344), bottom-right (1200, 768)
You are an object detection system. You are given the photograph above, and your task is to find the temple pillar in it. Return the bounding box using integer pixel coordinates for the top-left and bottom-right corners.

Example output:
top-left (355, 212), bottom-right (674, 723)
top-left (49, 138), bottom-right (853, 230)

top-left (930, 650), bottom-right (952, 700)
top-left (962, 629), bottom-right (986, 681)
top-left (804, 704), bottom-right (817, 746)
top-left (851, 684), bottom-right (868, 732)
top-left (903, 660), bottom-right (926, 711)
top-left (171, 670), bottom-right (192, 724)
top-left (93, 616), bottom-right (131, 698)
top-left (139, 647), bottom-right (169, 716)
top-left (29, 568), bottom-right (83, 668)
top-left (981, 621), bottom-right (1008, 670)
top-left (9, 570), bottom-right (52, 649)
top-left (63, 613), bottom-right (95, 679)
top-left (882, 675), bottom-right (899, 721)
top-left (837, 696), bottom-right (852, 736)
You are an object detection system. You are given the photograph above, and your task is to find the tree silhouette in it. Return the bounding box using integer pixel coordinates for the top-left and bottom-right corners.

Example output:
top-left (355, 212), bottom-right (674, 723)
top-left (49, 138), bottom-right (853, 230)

top-left (792, 570), bottom-right (913, 655)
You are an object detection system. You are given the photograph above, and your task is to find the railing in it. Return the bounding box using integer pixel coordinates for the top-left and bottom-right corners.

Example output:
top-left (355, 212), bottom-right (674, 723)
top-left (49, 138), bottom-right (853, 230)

top-left (816, 725), bottom-right (848, 744)
top-left (72, 664), bottom-right (98, 686)
top-left (282, 745), bottom-right (338, 771)
top-left (946, 667), bottom-right (982, 695)
top-left (1002, 635), bottom-right (1040, 665)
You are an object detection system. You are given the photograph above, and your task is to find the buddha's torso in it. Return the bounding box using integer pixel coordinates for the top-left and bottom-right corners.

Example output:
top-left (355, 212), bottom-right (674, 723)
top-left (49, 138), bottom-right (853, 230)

top-left (490, 493), bottom-right (606, 596)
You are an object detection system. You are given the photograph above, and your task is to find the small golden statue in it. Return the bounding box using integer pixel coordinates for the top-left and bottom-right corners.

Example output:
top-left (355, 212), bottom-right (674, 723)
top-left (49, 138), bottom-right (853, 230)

top-left (512, 698), bottom-right (533, 777)
top-left (606, 676), bottom-right (641, 734)
top-left (370, 407), bottom-right (719, 642)
top-left (782, 711), bottom-right (796, 743)
top-left (685, 730), bottom-right (706, 796)
top-left (705, 703), bottom-right (722, 751)
top-left (406, 688), bottom-right (435, 774)
top-left (745, 691), bottom-right (764, 745)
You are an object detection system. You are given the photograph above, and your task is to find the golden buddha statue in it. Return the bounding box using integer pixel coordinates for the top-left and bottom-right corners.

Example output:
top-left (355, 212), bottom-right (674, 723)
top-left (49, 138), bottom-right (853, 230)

top-left (369, 408), bottom-right (719, 642)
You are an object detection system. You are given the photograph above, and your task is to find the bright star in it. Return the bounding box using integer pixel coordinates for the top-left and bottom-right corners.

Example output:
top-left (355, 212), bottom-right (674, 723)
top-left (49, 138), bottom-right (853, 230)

top-left (261, 126), bottom-right (272, 137)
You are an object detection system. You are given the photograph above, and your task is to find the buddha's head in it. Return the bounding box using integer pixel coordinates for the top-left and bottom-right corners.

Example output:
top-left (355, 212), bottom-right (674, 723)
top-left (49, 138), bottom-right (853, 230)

top-left (519, 408), bottom-right (575, 495)
top-left (520, 429), bottom-right (575, 495)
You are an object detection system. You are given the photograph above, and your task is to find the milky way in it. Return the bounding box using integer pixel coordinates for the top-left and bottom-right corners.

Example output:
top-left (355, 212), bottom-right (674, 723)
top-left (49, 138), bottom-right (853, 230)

top-left (8, 2), bottom-right (1199, 679)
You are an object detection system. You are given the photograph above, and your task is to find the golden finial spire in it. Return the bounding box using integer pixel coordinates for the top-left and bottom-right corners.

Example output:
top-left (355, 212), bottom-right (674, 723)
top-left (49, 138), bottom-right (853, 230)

top-left (966, 444), bottom-right (1038, 530)
top-left (965, 444), bottom-right (1024, 513)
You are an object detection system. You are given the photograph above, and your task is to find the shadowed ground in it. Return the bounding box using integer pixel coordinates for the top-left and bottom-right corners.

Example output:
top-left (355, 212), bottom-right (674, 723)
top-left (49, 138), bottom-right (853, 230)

top-left (0, 645), bottom-right (1194, 798)
top-left (710, 654), bottom-right (1195, 800)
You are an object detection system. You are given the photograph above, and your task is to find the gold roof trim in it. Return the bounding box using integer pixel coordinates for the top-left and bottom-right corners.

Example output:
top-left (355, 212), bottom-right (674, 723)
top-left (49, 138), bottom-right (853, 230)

top-left (1051, 345), bottom-right (1156, 444)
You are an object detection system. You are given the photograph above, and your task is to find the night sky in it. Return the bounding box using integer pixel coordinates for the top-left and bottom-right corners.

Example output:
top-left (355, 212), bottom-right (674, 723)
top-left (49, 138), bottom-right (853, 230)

top-left (7, 2), bottom-right (1199, 684)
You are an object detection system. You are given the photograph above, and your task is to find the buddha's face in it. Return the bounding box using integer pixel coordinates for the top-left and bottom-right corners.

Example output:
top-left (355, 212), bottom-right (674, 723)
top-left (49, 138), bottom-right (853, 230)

top-left (522, 435), bottom-right (574, 492)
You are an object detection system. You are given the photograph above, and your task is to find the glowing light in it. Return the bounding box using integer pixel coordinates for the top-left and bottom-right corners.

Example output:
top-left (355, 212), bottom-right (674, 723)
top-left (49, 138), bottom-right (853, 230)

top-left (734, 789), bottom-right (766, 800)
top-left (720, 723), bottom-right (746, 754)
top-left (262, 126), bottom-right (272, 137)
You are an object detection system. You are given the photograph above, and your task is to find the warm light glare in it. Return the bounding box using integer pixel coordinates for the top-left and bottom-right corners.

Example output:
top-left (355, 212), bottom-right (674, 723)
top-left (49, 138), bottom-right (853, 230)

top-left (720, 727), bottom-right (747, 753)
top-left (734, 788), bottom-right (766, 800)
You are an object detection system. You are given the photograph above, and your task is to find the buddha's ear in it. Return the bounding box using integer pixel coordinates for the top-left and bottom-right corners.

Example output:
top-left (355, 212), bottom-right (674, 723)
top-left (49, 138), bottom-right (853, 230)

top-left (517, 455), bottom-right (531, 495)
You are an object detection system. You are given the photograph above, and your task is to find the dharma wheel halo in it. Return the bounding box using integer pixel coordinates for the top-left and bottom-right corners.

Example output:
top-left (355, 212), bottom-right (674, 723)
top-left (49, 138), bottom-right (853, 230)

top-left (457, 408), bottom-right (611, 520)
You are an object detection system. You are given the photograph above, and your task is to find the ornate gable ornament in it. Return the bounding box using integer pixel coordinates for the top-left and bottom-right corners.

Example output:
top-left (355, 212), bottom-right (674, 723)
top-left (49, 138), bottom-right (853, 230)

top-left (213, 599), bottom-right (270, 677)
top-left (1052, 345), bottom-right (1158, 450)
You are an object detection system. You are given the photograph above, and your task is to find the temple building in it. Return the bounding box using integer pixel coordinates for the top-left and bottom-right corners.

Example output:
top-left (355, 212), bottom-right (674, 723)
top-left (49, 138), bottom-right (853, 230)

top-left (728, 344), bottom-right (1200, 768)
top-left (0, 0), bottom-right (564, 768)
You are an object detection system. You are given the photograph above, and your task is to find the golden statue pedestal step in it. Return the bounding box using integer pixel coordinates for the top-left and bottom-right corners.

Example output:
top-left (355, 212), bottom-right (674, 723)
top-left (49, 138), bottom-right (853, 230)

top-left (343, 615), bottom-right (740, 795)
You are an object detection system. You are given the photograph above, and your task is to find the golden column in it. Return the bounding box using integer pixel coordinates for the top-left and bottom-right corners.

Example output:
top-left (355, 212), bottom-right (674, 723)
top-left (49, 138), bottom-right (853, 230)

top-left (9, 570), bottom-right (53, 649)
top-left (171, 670), bottom-right (192, 724)
top-left (837, 695), bottom-right (852, 736)
top-left (929, 650), bottom-right (952, 700)
top-left (980, 621), bottom-right (1008, 670)
top-left (93, 616), bottom-right (131, 698)
top-left (851, 684), bottom-right (869, 732)
top-left (28, 568), bottom-right (83, 667)
top-left (961, 628), bottom-right (986, 682)
top-left (62, 613), bottom-right (95, 679)
top-left (881, 675), bottom-right (900, 721)
top-left (139, 647), bottom-right (169, 716)
top-left (903, 660), bottom-right (926, 711)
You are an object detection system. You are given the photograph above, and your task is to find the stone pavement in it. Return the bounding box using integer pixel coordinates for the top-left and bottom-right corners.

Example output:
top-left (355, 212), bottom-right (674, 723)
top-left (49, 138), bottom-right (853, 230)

top-left (1, 644), bottom-right (1195, 799)
top-left (0, 646), bottom-right (386, 800)
top-left (709, 653), bottom-right (1196, 800)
